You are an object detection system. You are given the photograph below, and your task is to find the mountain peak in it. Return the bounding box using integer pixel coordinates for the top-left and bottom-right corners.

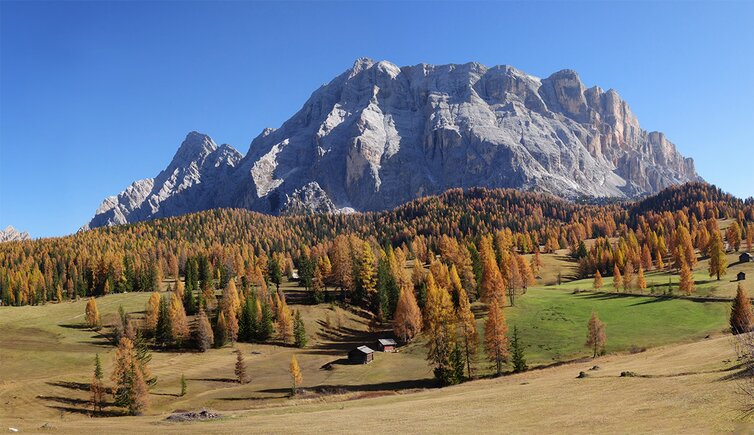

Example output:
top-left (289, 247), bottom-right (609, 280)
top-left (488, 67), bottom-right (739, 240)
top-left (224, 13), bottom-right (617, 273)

top-left (0, 226), bottom-right (31, 242)
top-left (85, 60), bottom-right (700, 229)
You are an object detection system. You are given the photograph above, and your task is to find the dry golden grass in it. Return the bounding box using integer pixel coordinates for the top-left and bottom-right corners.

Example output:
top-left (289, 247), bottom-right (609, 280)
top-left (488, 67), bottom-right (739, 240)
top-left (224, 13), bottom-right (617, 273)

top-left (1, 334), bottom-right (749, 434)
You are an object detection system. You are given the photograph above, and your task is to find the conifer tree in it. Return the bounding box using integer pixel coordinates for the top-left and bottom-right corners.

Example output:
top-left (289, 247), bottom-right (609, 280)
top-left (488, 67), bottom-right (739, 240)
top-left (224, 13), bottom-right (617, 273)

top-left (276, 295), bottom-right (293, 343)
top-left (708, 231), bottom-right (728, 280)
top-left (221, 282), bottom-right (240, 343)
top-left (90, 354), bottom-right (105, 414)
top-left (480, 237), bottom-right (506, 305)
top-left (593, 270), bottom-right (603, 290)
top-left (731, 283), bottom-right (754, 334)
top-left (268, 256), bottom-right (282, 292)
top-left (727, 221), bottom-right (742, 252)
top-left (354, 241), bottom-right (376, 307)
top-left (239, 297), bottom-right (256, 342)
top-left (215, 311), bottom-right (228, 347)
top-left (145, 292), bottom-right (160, 333)
top-left (457, 286), bottom-right (478, 378)
top-left (637, 267), bottom-right (647, 292)
top-left (290, 355), bottom-right (302, 396)
top-left (235, 349), bottom-right (249, 384)
top-left (585, 312), bottom-right (606, 358)
top-left (195, 309), bottom-right (214, 352)
top-left (612, 265), bottom-right (622, 291)
top-left (623, 261), bottom-right (634, 292)
top-left (85, 297), bottom-right (100, 329)
top-left (293, 310), bottom-right (307, 348)
top-left (111, 337), bottom-right (149, 415)
top-left (509, 326), bottom-right (527, 373)
top-left (258, 301), bottom-right (274, 341)
top-left (181, 279), bottom-right (196, 315)
top-left (484, 298), bottom-right (508, 376)
top-left (425, 273), bottom-right (458, 386)
top-left (393, 284), bottom-right (422, 343)
top-left (170, 293), bottom-right (189, 345)
top-left (180, 374), bottom-right (187, 397)
top-left (155, 295), bottom-right (173, 346)
top-left (679, 260), bottom-right (695, 295)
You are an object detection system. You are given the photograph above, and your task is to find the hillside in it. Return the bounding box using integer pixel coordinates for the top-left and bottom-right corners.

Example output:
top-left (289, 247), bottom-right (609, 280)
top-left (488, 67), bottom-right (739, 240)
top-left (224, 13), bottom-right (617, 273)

top-left (0, 287), bottom-right (745, 433)
top-left (85, 59), bottom-right (700, 229)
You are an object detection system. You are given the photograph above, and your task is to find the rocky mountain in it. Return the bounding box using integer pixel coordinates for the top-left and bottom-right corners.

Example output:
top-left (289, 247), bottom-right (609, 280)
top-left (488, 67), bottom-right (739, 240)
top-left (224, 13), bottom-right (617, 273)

top-left (84, 132), bottom-right (242, 229)
top-left (0, 226), bottom-right (31, 242)
top-left (86, 59), bottom-right (700, 229)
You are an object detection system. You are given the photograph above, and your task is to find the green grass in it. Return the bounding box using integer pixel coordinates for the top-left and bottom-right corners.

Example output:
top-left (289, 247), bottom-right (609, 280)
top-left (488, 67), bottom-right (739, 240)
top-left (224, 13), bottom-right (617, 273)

top-left (498, 288), bottom-right (729, 364)
top-left (541, 251), bottom-right (753, 299)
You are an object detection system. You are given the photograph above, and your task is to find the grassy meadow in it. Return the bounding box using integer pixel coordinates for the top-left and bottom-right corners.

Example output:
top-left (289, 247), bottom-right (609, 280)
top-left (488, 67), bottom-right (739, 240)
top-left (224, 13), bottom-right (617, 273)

top-left (0, 249), bottom-right (749, 432)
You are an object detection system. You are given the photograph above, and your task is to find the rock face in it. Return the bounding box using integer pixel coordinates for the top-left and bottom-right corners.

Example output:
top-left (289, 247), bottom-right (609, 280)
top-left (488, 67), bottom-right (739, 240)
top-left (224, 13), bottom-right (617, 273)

top-left (0, 226), bottom-right (31, 242)
top-left (84, 132), bottom-right (242, 229)
top-left (85, 59), bottom-right (700, 229)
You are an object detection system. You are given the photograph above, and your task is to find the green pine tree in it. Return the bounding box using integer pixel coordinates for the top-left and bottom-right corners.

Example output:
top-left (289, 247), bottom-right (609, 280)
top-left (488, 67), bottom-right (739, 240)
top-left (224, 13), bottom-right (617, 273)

top-left (293, 310), bottom-right (307, 348)
top-left (155, 295), bottom-right (172, 346)
top-left (180, 374), bottom-right (187, 397)
top-left (509, 326), bottom-right (528, 373)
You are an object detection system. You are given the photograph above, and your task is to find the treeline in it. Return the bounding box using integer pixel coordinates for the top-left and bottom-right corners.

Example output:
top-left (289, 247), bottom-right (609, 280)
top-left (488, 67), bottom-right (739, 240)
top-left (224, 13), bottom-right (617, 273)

top-left (1, 183), bottom-right (752, 307)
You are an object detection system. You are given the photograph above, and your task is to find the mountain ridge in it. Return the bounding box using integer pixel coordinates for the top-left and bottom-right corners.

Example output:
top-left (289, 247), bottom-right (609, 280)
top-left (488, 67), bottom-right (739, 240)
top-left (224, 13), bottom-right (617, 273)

top-left (85, 59), bottom-right (700, 229)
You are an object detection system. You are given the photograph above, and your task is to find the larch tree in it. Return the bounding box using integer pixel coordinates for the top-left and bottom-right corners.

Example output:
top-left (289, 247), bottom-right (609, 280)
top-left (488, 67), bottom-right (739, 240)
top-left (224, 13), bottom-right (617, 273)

top-left (484, 298), bottom-right (508, 376)
top-left (354, 241), bottom-right (377, 307)
top-left (234, 349), bottom-right (249, 384)
top-left (393, 284), bottom-right (422, 343)
top-left (637, 267), bottom-right (647, 292)
top-left (169, 292), bottom-right (189, 345)
top-left (593, 270), bottom-right (603, 290)
top-left (290, 355), bottom-right (303, 396)
top-left (623, 261), bottom-right (634, 292)
top-left (195, 309), bottom-right (214, 352)
top-left (456, 286), bottom-right (478, 379)
top-left (424, 272), bottom-right (458, 386)
top-left (221, 282), bottom-right (240, 343)
top-left (276, 296), bottom-right (293, 343)
top-left (331, 236), bottom-right (354, 297)
top-left (585, 312), bottom-right (606, 358)
top-left (731, 283), bottom-right (754, 334)
top-left (85, 297), bottom-right (100, 329)
top-left (480, 237), bottom-right (506, 305)
top-left (708, 231), bottom-right (728, 281)
top-left (727, 221), bottom-right (742, 252)
top-left (111, 337), bottom-right (150, 415)
top-left (679, 260), bottom-right (695, 295)
top-left (215, 311), bottom-right (228, 347)
top-left (613, 265), bottom-right (622, 291)
top-left (145, 292), bottom-right (161, 333)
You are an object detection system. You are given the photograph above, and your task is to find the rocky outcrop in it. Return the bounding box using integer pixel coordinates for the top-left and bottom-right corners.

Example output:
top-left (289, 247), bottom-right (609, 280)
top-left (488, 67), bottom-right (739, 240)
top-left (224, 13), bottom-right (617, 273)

top-left (84, 132), bottom-right (242, 229)
top-left (85, 59), bottom-right (700, 229)
top-left (0, 226), bottom-right (30, 242)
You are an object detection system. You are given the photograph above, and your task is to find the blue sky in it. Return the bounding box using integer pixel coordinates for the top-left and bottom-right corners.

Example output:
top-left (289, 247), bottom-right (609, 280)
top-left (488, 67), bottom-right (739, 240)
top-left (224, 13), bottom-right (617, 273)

top-left (1, 1), bottom-right (753, 238)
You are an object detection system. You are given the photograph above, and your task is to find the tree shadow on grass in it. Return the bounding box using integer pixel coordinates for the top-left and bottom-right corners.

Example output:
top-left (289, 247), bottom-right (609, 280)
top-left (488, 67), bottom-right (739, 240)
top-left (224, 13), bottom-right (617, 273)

top-left (47, 381), bottom-right (91, 391)
top-left (257, 378), bottom-right (436, 395)
top-left (58, 323), bottom-right (90, 330)
top-left (46, 405), bottom-right (125, 418)
top-left (187, 377), bottom-right (238, 383)
top-left (627, 297), bottom-right (673, 307)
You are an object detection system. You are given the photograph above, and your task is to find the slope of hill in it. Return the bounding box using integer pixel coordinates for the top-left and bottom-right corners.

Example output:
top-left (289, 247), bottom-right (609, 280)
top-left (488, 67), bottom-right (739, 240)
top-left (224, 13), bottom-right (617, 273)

top-left (86, 59), bottom-right (700, 229)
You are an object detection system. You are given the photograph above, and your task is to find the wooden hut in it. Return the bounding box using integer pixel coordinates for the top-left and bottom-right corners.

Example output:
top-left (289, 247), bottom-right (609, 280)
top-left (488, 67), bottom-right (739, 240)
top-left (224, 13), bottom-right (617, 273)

top-left (377, 338), bottom-right (397, 352)
top-left (348, 346), bottom-right (374, 364)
